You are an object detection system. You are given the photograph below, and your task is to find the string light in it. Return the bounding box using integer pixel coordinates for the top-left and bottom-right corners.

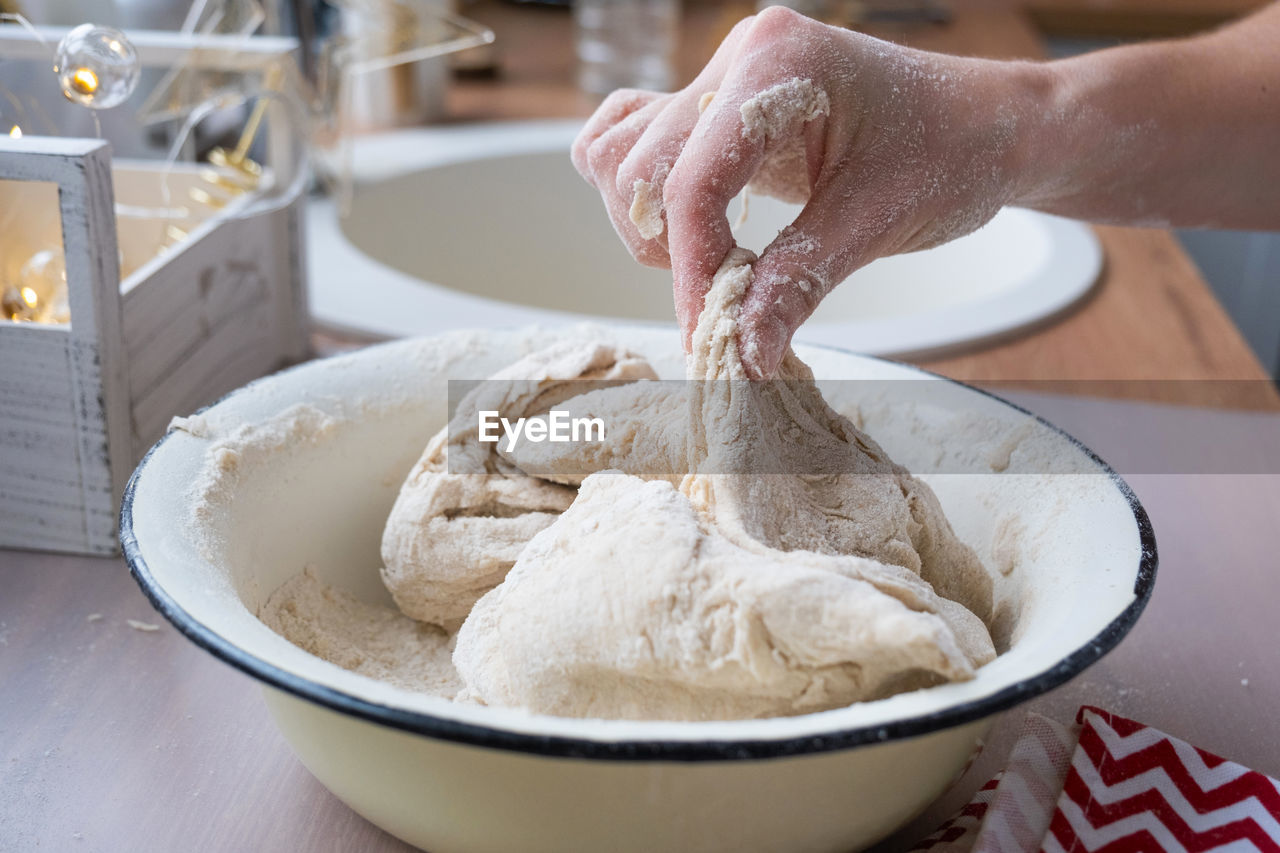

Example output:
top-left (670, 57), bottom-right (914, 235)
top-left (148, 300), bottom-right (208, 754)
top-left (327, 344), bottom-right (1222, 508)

top-left (2, 284), bottom-right (40, 322)
top-left (70, 67), bottom-right (100, 96)
top-left (7, 125), bottom-right (20, 138)
top-left (0, 249), bottom-right (71, 324)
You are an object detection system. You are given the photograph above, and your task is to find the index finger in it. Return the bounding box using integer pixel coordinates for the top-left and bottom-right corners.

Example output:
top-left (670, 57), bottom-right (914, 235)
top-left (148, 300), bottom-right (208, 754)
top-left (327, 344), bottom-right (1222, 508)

top-left (663, 93), bottom-right (769, 343)
top-left (665, 72), bottom-right (829, 345)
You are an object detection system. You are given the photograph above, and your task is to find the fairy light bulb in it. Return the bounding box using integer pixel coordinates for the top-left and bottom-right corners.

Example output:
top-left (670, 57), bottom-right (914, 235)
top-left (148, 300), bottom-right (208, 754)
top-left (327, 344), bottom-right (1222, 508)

top-left (10, 249), bottom-right (71, 324)
top-left (7, 125), bottom-right (20, 138)
top-left (2, 284), bottom-right (41, 322)
top-left (71, 67), bottom-right (100, 96)
top-left (54, 24), bottom-right (140, 110)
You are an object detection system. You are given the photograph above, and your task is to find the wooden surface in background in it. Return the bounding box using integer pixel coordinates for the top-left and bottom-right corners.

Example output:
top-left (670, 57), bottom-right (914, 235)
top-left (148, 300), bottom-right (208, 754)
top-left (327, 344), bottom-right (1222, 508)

top-left (1023, 0), bottom-right (1272, 39)
top-left (448, 0), bottom-right (1275, 397)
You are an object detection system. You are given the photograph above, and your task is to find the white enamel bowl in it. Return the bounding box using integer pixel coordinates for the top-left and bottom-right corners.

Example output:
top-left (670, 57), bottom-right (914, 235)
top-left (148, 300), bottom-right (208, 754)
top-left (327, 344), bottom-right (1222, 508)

top-left (121, 326), bottom-right (1155, 853)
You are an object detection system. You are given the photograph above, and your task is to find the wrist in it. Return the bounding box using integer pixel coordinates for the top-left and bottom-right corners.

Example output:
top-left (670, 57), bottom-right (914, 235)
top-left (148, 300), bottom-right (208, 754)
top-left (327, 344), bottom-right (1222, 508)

top-left (1001, 59), bottom-right (1074, 209)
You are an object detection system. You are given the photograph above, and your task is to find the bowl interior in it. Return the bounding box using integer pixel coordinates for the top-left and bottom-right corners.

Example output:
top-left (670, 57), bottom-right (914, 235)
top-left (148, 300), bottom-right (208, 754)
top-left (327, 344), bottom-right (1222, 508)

top-left (124, 325), bottom-right (1152, 753)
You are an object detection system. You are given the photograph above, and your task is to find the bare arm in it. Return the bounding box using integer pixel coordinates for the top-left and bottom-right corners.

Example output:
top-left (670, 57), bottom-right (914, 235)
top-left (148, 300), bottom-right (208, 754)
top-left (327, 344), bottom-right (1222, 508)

top-left (572, 5), bottom-right (1280, 377)
top-left (1020, 2), bottom-right (1280, 229)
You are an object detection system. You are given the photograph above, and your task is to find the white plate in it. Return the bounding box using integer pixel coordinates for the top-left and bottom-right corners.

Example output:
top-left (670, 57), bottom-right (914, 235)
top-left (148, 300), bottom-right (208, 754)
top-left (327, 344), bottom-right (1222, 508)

top-left (307, 121), bottom-right (1102, 357)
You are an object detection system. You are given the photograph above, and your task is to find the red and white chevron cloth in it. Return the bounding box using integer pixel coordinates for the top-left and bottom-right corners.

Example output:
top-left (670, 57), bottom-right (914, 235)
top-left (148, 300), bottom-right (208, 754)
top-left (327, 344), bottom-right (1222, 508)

top-left (912, 707), bottom-right (1280, 853)
top-left (908, 775), bottom-right (1004, 852)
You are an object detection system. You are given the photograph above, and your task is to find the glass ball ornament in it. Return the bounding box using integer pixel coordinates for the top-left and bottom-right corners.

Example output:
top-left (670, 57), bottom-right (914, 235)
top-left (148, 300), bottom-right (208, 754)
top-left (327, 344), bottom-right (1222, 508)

top-left (54, 24), bottom-right (141, 110)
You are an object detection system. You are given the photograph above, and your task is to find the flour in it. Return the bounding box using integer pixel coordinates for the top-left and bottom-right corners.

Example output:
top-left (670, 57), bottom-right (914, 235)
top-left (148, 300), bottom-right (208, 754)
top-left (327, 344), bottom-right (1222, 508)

top-left (987, 421), bottom-right (1036, 472)
top-left (991, 513), bottom-right (1027, 577)
top-left (187, 404), bottom-right (341, 555)
top-left (261, 567), bottom-right (461, 697)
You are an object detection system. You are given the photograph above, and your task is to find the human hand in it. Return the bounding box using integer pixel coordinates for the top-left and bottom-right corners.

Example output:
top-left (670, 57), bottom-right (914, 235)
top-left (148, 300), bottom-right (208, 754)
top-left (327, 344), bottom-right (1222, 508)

top-left (571, 7), bottom-right (1050, 377)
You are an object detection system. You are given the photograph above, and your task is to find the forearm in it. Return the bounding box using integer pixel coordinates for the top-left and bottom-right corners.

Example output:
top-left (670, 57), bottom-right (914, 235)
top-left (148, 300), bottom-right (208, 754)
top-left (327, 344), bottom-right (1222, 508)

top-left (1013, 3), bottom-right (1280, 229)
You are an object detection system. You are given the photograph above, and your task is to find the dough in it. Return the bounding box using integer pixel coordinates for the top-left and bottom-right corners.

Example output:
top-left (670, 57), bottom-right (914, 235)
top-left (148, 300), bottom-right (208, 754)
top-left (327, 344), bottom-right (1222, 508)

top-left (739, 78), bottom-right (830, 204)
top-left (500, 378), bottom-right (688, 486)
top-left (381, 341), bottom-right (656, 630)
top-left (454, 474), bottom-right (992, 720)
top-left (683, 249), bottom-right (993, 623)
top-left (449, 249), bottom-right (995, 719)
top-left (629, 178), bottom-right (666, 240)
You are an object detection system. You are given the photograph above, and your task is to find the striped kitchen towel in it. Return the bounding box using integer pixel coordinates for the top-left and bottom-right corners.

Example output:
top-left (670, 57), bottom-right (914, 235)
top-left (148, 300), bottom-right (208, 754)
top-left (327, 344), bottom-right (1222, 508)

top-left (914, 707), bottom-right (1280, 853)
top-left (1043, 707), bottom-right (1280, 852)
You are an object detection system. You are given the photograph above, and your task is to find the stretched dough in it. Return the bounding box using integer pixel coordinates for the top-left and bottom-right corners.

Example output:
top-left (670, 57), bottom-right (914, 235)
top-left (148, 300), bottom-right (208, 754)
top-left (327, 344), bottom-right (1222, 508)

top-left (683, 248), bottom-right (993, 623)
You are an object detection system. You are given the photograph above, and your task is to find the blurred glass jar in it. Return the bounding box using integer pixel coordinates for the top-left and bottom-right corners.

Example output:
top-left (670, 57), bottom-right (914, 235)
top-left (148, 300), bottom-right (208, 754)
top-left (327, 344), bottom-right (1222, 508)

top-left (337, 0), bottom-right (452, 128)
top-left (574, 0), bottom-right (679, 95)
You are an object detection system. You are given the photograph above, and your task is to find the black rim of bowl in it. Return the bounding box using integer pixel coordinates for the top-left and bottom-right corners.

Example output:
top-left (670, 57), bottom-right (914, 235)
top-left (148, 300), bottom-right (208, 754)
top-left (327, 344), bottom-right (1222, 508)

top-left (120, 337), bottom-right (1157, 762)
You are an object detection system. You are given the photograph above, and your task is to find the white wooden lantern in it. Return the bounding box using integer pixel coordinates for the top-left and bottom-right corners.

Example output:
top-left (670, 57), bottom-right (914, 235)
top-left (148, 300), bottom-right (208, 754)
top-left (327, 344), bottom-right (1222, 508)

top-left (0, 135), bottom-right (307, 555)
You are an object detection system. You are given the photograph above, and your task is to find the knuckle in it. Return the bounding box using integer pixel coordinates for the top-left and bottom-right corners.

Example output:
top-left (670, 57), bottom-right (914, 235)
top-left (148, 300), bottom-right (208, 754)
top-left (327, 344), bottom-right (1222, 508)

top-left (728, 14), bottom-right (757, 36)
top-left (796, 270), bottom-right (828, 309)
top-left (660, 187), bottom-right (687, 228)
top-left (614, 155), bottom-right (643, 195)
top-left (598, 88), bottom-right (640, 118)
top-left (615, 156), bottom-right (664, 200)
top-left (749, 4), bottom-right (803, 37)
top-left (756, 256), bottom-right (827, 314)
top-left (609, 87), bottom-right (647, 104)
top-left (717, 14), bottom-right (757, 48)
top-left (585, 136), bottom-right (617, 175)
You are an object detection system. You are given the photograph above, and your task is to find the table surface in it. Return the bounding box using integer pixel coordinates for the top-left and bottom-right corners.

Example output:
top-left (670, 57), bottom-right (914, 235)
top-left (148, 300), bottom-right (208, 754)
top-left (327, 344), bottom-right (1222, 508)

top-left (5, 2), bottom-right (1279, 851)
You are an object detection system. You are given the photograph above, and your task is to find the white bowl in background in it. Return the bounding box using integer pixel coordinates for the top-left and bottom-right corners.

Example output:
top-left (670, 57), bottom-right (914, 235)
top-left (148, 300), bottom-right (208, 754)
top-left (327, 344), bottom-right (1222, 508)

top-left (121, 326), bottom-right (1154, 853)
top-left (307, 121), bottom-right (1102, 359)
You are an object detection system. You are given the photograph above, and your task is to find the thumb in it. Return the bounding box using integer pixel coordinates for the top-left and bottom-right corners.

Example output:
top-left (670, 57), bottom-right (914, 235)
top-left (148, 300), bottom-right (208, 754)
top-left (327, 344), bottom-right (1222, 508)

top-left (737, 183), bottom-right (889, 379)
